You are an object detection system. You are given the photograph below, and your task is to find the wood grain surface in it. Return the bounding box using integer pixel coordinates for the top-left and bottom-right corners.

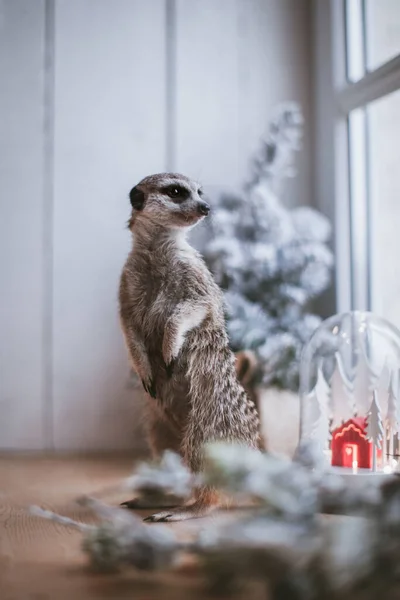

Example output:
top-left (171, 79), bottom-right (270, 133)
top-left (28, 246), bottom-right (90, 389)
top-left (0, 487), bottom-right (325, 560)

top-left (0, 454), bottom-right (266, 600)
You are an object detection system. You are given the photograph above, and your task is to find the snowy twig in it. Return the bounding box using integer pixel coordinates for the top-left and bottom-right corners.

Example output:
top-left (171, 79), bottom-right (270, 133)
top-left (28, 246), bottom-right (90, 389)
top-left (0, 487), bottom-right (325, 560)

top-left (29, 505), bottom-right (92, 532)
top-left (28, 442), bottom-right (400, 597)
top-left (121, 450), bottom-right (196, 505)
top-left (29, 496), bottom-right (182, 573)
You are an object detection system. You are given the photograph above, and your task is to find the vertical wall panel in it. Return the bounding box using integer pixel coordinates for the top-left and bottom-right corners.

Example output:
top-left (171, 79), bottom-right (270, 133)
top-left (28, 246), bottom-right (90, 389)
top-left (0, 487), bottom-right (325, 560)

top-left (237, 0), bottom-right (313, 207)
top-left (0, 0), bottom-right (46, 449)
top-left (175, 0), bottom-right (241, 187)
top-left (52, 0), bottom-right (167, 450)
top-left (175, 0), bottom-right (313, 206)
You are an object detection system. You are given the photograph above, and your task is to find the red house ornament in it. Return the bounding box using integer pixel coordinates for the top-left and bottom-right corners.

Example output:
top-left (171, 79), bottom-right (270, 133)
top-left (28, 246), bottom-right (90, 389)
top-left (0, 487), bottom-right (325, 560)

top-left (331, 417), bottom-right (382, 470)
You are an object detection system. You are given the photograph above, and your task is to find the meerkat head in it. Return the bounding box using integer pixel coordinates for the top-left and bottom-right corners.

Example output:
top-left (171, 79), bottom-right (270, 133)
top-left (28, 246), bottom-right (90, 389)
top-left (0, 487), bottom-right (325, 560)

top-left (127, 172), bottom-right (210, 231)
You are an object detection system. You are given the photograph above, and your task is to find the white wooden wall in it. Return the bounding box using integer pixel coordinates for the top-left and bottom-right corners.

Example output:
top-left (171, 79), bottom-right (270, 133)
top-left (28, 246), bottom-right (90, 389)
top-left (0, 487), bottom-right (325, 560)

top-left (0, 0), bottom-right (312, 451)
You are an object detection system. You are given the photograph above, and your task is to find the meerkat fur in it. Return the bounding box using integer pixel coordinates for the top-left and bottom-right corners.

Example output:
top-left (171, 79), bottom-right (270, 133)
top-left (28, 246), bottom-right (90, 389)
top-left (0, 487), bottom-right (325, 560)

top-left (119, 173), bottom-right (261, 521)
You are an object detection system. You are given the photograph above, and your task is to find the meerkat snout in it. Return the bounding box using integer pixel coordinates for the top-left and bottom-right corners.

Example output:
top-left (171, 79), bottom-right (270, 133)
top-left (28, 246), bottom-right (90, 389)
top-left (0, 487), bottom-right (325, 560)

top-left (197, 201), bottom-right (210, 216)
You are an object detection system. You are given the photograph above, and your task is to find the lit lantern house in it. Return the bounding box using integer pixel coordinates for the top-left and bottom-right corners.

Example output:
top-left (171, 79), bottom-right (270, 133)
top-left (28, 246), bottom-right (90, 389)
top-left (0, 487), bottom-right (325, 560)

top-left (331, 417), bottom-right (382, 470)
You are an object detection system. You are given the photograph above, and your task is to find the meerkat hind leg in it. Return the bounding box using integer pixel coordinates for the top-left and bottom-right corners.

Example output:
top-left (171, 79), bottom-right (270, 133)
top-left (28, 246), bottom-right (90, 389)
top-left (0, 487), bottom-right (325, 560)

top-left (143, 503), bottom-right (213, 522)
top-left (121, 497), bottom-right (178, 510)
top-left (143, 486), bottom-right (220, 522)
top-left (121, 414), bottom-right (182, 511)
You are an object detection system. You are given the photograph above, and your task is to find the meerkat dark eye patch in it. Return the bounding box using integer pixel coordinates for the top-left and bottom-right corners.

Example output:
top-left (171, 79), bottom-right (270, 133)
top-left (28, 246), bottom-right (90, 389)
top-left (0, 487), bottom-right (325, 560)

top-left (129, 186), bottom-right (145, 210)
top-left (198, 188), bottom-right (204, 196)
top-left (162, 184), bottom-right (190, 203)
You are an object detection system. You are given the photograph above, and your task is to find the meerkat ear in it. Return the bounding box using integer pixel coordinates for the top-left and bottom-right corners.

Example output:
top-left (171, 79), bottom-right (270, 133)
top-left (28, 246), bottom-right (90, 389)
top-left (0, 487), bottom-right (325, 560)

top-left (129, 186), bottom-right (145, 210)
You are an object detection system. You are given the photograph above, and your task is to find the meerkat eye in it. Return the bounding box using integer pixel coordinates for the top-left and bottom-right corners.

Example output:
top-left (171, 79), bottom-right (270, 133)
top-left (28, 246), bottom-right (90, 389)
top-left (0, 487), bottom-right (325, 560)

top-left (162, 185), bottom-right (190, 203)
top-left (198, 189), bottom-right (204, 197)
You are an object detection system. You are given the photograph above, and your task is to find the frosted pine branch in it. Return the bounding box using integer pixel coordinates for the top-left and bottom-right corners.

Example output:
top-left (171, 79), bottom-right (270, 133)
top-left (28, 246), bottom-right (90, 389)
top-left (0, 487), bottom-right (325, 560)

top-left (199, 103), bottom-right (333, 391)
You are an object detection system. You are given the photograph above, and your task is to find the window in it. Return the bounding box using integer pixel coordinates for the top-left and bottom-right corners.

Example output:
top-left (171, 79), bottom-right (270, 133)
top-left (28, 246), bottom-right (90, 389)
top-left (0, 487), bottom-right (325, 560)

top-left (364, 0), bottom-right (400, 72)
top-left (346, 0), bottom-right (400, 80)
top-left (323, 1), bottom-right (400, 330)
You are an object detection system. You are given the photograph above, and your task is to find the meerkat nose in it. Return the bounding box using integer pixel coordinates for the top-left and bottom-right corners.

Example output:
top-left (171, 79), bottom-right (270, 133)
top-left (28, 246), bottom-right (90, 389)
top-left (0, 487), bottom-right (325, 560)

top-left (197, 202), bottom-right (210, 216)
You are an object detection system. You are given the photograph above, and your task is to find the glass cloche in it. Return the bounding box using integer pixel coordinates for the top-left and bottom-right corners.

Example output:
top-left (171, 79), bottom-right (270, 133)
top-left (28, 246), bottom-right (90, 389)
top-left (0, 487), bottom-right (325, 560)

top-left (299, 311), bottom-right (400, 474)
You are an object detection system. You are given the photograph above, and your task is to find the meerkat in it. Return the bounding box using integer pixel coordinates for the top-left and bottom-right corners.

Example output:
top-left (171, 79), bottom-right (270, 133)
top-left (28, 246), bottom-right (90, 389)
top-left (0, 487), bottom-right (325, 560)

top-left (118, 173), bottom-right (261, 522)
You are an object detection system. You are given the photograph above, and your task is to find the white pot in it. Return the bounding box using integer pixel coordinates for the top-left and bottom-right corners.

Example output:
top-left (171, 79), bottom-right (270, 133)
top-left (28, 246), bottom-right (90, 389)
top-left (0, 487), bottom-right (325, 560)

top-left (256, 387), bottom-right (300, 459)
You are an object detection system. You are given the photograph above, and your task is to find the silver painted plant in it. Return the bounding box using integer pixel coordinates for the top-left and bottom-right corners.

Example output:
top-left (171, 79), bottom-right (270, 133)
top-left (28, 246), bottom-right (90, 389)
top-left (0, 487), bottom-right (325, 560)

top-left (201, 103), bottom-right (334, 392)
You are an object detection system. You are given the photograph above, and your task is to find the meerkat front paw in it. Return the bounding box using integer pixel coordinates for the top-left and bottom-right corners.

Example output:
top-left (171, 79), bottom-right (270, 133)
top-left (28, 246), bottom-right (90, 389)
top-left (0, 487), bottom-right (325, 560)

top-left (162, 337), bottom-right (182, 378)
top-left (141, 377), bottom-right (156, 399)
top-left (164, 359), bottom-right (175, 378)
top-left (134, 356), bottom-right (156, 397)
top-left (162, 319), bottom-right (184, 368)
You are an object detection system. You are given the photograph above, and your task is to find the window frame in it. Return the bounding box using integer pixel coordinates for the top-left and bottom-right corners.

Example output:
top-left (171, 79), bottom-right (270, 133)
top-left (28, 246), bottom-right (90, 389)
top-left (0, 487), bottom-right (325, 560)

top-left (313, 0), bottom-right (400, 316)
